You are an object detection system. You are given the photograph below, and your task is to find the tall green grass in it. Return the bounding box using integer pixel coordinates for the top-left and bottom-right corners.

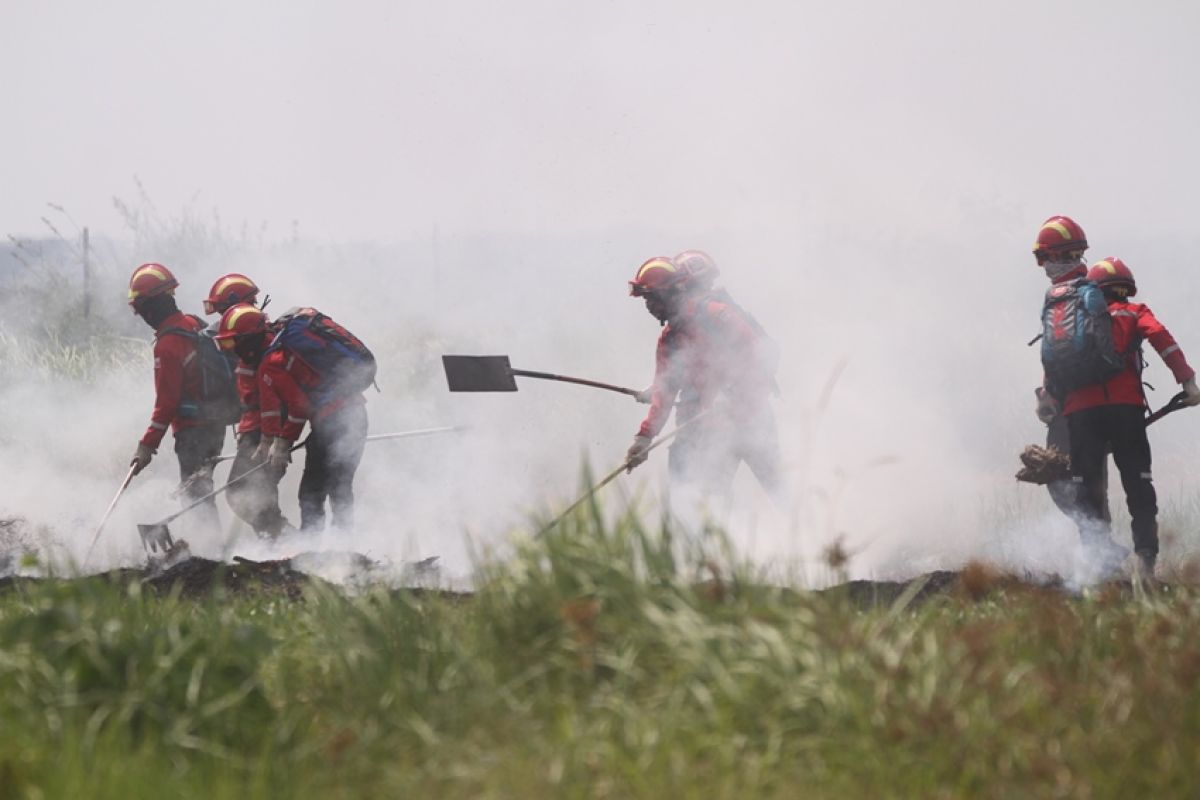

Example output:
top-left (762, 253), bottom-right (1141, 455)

top-left (2, 507), bottom-right (1200, 798)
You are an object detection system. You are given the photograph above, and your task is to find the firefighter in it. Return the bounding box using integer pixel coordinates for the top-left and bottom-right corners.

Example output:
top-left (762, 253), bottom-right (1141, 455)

top-left (127, 263), bottom-right (225, 533)
top-left (1031, 216), bottom-right (1112, 530)
top-left (624, 255), bottom-right (782, 504)
top-left (1061, 258), bottom-right (1200, 577)
top-left (212, 304), bottom-right (294, 538)
top-left (253, 309), bottom-right (370, 533)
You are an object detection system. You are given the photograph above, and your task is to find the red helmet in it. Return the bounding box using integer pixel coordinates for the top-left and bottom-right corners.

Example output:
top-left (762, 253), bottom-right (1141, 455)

top-left (673, 250), bottom-right (719, 286)
top-left (213, 303), bottom-right (269, 350)
top-left (204, 273), bottom-right (260, 315)
top-left (127, 263), bottom-right (179, 307)
top-left (1032, 216), bottom-right (1088, 262)
top-left (1087, 257), bottom-right (1137, 297)
top-left (629, 257), bottom-right (688, 297)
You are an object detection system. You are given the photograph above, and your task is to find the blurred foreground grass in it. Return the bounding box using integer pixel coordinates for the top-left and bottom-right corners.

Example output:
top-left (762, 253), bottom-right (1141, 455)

top-left (2, 508), bottom-right (1199, 799)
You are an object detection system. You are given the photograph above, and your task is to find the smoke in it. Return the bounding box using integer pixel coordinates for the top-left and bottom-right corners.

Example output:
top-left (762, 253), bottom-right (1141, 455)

top-left (4, 1), bottom-right (1200, 584)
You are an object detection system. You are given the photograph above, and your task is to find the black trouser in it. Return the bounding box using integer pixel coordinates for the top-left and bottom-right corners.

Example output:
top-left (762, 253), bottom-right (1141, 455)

top-left (299, 403), bottom-right (368, 533)
top-left (174, 423), bottom-right (226, 536)
top-left (1067, 404), bottom-right (1157, 559)
top-left (226, 430), bottom-right (289, 537)
top-left (667, 407), bottom-right (784, 505)
top-left (1046, 412), bottom-right (1110, 526)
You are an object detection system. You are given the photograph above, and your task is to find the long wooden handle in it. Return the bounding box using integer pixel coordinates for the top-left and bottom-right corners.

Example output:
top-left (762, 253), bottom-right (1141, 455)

top-left (510, 369), bottom-right (643, 399)
top-left (537, 412), bottom-right (708, 537)
top-left (83, 464), bottom-right (138, 566)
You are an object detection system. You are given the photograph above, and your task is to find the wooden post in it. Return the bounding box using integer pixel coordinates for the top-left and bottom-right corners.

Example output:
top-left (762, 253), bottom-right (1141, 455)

top-left (82, 226), bottom-right (91, 317)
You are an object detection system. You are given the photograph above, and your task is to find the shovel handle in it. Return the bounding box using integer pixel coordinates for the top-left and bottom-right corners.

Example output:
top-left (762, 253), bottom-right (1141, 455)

top-left (83, 463), bottom-right (138, 566)
top-left (510, 369), bottom-right (643, 399)
top-left (208, 427), bottom-right (462, 464)
top-left (159, 437), bottom-right (311, 526)
top-left (537, 411), bottom-right (709, 537)
top-left (1147, 391), bottom-right (1190, 426)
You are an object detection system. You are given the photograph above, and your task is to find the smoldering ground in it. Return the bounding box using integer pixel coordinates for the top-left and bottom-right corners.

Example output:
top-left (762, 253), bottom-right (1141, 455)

top-left (4, 1), bottom-right (1200, 585)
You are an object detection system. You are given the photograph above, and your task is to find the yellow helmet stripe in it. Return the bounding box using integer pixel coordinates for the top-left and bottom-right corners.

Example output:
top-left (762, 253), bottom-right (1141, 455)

top-left (222, 305), bottom-right (260, 333)
top-left (1095, 260), bottom-right (1117, 274)
top-left (636, 259), bottom-right (676, 282)
top-left (215, 275), bottom-right (254, 296)
top-left (133, 265), bottom-right (170, 282)
top-left (128, 265), bottom-right (174, 299)
top-left (1042, 221), bottom-right (1071, 241)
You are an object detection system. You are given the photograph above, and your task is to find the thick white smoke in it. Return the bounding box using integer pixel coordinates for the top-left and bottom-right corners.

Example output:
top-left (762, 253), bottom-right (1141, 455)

top-left (4, 1), bottom-right (1200, 584)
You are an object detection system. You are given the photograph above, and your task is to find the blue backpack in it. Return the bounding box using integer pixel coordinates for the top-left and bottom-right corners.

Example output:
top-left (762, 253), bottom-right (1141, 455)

top-left (265, 307), bottom-right (377, 407)
top-left (1040, 278), bottom-right (1124, 396)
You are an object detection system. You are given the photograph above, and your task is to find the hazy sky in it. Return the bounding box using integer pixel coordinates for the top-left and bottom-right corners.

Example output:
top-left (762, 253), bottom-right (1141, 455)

top-left (5, 0), bottom-right (1200, 242)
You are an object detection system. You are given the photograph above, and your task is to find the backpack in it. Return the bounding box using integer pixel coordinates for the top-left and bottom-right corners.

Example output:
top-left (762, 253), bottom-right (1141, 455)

top-left (160, 322), bottom-right (243, 426)
top-left (1040, 278), bottom-right (1125, 396)
top-left (265, 307), bottom-right (376, 407)
top-left (693, 290), bottom-right (780, 393)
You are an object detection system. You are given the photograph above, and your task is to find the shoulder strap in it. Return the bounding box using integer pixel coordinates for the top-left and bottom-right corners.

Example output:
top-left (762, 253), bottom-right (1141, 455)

top-left (158, 326), bottom-right (199, 342)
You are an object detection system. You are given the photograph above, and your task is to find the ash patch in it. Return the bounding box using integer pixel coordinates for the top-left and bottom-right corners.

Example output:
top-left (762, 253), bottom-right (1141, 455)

top-left (143, 555), bottom-right (326, 600)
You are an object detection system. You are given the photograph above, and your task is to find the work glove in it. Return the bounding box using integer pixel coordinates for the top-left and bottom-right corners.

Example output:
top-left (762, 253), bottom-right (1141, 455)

top-left (1183, 377), bottom-right (1200, 407)
top-left (253, 435), bottom-right (274, 464)
top-left (625, 434), bottom-right (653, 473)
top-left (130, 442), bottom-right (155, 476)
top-left (635, 386), bottom-right (653, 405)
top-left (268, 437), bottom-right (293, 475)
top-left (1035, 387), bottom-right (1059, 425)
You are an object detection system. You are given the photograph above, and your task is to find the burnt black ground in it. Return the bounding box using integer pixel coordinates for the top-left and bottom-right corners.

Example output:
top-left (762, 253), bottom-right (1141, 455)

top-left (1, 558), bottom-right (1150, 607)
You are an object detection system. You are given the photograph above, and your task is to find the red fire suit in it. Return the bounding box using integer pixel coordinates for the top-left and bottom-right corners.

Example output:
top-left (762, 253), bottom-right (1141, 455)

top-left (226, 333), bottom-right (289, 536)
top-left (140, 311), bottom-right (225, 531)
top-left (1062, 299), bottom-right (1195, 567)
top-left (259, 347), bottom-right (368, 532)
top-left (638, 294), bottom-right (781, 499)
top-left (139, 312), bottom-right (208, 450)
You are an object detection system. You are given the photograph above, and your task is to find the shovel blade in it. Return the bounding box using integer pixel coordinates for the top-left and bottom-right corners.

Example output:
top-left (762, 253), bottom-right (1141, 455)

top-left (137, 523), bottom-right (175, 554)
top-left (442, 355), bottom-right (519, 392)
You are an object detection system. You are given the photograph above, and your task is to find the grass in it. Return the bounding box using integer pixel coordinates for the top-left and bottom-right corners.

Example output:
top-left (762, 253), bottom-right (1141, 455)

top-left (2, 507), bottom-right (1200, 799)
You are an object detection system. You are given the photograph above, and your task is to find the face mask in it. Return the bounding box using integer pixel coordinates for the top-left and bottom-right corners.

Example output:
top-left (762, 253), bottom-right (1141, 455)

top-left (1043, 260), bottom-right (1083, 282)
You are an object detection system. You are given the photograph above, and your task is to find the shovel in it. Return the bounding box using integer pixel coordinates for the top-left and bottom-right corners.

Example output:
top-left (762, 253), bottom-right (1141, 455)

top-left (1147, 390), bottom-right (1189, 426)
top-left (83, 464), bottom-right (137, 567)
top-left (207, 426), bottom-right (464, 465)
top-left (442, 355), bottom-right (646, 401)
top-left (138, 439), bottom-right (307, 553)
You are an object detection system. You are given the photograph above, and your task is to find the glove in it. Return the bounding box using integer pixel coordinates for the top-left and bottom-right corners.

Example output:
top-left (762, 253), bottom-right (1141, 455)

top-left (625, 435), bottom-right (653, 473)
top-left (1183, 377), bottom-right (1200, 407)
top-left (1035, 388), bottom-right (1059, 425)
top-left (130, 442), bottom-right (155, 476)
top-left (635, 386), bottom-right (653, 405)
top-left (268, 437), bottom-right (293, 474)
top-left (253, 435), bottom-right (274, 464)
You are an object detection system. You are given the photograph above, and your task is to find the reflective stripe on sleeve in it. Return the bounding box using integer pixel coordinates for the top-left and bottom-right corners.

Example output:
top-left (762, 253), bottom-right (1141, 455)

top-left (261, 410), bottom-right (281, 418)
top-left (1110, 309), bottom-right (1138, 318)
top-left (1162, 344), bottom-right (1181, 357)
top-left (149, 421), bottom-right (168, 431)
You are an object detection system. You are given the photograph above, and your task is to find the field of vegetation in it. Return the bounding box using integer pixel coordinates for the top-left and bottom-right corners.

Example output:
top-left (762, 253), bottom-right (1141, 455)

top-left (2, 507), bottom-right (1199, 799)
